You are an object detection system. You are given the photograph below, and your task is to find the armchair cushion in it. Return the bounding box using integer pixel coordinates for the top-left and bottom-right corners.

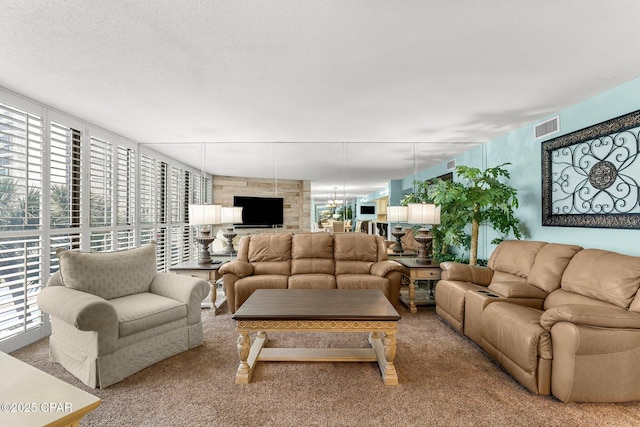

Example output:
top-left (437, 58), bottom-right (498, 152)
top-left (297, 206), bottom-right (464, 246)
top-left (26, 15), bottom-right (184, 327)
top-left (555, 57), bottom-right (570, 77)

top-left (56, 242), bottom-right (157, 300)
top-left (110, 293), bottom-right (187, 338)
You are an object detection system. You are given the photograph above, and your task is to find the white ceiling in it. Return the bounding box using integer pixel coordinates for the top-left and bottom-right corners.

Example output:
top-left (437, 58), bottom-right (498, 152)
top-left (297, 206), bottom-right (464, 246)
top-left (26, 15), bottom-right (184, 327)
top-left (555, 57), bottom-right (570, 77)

top-left (2, 1), bottom-right (640, 202)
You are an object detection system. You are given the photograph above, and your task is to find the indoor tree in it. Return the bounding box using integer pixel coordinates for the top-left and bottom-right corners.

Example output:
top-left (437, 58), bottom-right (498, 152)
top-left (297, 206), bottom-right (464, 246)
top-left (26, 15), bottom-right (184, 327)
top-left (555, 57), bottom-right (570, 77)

top-left (404, 163), bottom-right (522, 266)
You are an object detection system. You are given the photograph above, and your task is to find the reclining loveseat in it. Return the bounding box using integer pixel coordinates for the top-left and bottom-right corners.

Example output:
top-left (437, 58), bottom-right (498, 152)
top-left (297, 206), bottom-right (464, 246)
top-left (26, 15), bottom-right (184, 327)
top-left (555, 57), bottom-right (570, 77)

top-left (219, 232), bottom-right (406, 313)
top-left (435, 240), bottom-right (640, 402)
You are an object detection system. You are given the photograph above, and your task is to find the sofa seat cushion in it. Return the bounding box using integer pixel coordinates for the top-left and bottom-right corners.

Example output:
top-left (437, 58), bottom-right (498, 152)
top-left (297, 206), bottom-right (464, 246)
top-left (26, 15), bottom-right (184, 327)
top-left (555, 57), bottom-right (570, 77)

top-left (336, 274), bottom-right (388, 298)
top-left (482, 303), bottom-right (551, 370)
top-left (288, 274), bottom-right (337, 289)
top-left (234, 275), bottom-right (289, 310)
top-left (488, 281), bottom-right (548, 299)
top-left (110, 292), bottom-right (187, 338)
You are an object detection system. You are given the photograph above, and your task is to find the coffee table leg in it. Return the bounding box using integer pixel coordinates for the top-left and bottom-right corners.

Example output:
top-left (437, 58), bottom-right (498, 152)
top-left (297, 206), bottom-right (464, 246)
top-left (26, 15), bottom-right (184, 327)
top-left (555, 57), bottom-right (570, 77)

top-left (368, 330), bottom-right (399, 385)
top-left (236, 332), bottom-right (251, 384)
top-left (382, 331), bottom-right (398, 385)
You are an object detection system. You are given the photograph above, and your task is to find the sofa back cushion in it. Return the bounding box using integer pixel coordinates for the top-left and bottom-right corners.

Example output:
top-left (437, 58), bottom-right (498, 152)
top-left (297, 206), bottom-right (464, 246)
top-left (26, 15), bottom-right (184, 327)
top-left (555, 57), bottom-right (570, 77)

top-left (527, 243), bottom-right (583, 293)
top-left (291, 232), bottom-right (335, 275)
top-left (334, 233), bottom-right (381, 275)
top-left (246, 233), bottom-right (292, 275)
top-left (57, 242), bottom-right (157, 300)
top-left (488, 240), bottom-right (546, 283)
top-left (561, 248), bottom-right (640, 309)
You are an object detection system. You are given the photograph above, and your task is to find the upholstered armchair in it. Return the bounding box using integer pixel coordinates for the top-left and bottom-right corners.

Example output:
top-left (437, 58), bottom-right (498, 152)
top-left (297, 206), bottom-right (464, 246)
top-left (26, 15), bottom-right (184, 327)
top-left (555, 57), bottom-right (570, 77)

top-left (37, 242), bottom-right (209, 389)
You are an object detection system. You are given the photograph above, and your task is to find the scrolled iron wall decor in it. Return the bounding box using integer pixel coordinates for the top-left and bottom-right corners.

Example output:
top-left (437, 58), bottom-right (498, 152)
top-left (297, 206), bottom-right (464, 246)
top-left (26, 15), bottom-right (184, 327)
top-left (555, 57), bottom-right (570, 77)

top-left (541, 110), bottom-right (640, 228)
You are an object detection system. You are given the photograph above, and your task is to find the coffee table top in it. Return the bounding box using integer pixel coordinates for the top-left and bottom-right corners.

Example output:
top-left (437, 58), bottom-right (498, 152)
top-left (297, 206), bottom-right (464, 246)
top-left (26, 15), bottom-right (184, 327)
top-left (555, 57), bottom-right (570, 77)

top-left (232, 289), bottom-right (400, 321)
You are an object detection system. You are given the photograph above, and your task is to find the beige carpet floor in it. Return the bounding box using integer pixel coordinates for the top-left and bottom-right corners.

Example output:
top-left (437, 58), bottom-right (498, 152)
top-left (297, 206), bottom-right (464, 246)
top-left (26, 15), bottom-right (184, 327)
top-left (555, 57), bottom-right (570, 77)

top-left (11, 305), bottom-right (640, 426)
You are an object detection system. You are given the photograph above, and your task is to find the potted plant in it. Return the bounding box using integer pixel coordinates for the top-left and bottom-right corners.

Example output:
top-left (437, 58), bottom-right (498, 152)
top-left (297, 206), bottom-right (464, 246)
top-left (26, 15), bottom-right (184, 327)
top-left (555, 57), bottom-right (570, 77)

top-left (403, 163), bottom-right (522, 266)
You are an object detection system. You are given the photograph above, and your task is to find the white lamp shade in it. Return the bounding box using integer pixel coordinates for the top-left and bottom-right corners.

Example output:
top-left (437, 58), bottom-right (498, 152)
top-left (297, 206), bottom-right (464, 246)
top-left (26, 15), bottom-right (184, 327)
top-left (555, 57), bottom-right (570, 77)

top-left (221, 206), bottom-right (243, 224)
top-left (387, 206), bottom-right (408, 222)
top-left (407, 203), bottom-right (441, 225)
top-left (189, 204), bottom-right (222, 226)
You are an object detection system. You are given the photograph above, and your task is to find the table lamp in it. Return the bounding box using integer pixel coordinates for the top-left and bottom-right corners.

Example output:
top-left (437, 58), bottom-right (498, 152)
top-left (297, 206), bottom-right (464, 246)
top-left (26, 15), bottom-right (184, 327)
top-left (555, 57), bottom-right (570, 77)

top-left (221, 206), bottom-right (243, 255)
top-left (189, 204), bottom-right (222, 264)
top-left (387, 206), bottom-right (408, 254)
top-left (407, 203), bottom-right (441, 264)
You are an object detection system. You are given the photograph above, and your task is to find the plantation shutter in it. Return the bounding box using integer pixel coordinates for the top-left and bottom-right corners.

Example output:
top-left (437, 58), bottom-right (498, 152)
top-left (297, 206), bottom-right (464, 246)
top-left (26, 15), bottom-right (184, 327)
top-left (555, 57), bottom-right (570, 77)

top-left (49, 121), bottom-right (82, 272)
top-left (116, 145), bottom-right (136, 249)
top-left (156, 161), bottom-right (169, 271)
top-left (89, 136), bottom-right (113, 251)
top-left (139, 153), bottom-right (157, 246)
top-left (0, 102), bottom-right (45, 345)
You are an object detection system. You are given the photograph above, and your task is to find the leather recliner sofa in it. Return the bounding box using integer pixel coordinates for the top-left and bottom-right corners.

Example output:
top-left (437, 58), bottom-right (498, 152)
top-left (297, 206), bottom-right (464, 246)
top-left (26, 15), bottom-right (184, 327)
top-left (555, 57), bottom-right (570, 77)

top-left (435, 240), bottom-right (640, 402)
top-left (220, 232), bottom-right (407, 313)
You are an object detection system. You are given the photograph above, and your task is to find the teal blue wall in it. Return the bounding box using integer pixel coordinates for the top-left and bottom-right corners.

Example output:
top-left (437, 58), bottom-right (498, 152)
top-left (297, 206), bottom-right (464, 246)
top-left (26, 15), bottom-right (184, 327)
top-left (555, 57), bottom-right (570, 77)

top-left (395, 77), bottom-right (640, 260)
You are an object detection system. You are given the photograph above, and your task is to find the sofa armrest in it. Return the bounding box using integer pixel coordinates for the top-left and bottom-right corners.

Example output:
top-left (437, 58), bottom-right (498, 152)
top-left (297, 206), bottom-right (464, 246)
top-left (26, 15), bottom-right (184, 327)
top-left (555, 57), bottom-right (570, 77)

top-left (371, 260), bottom-right (407, 277)
top-left (38, 285), bottom-right (117, 331)
top-left (488, 281), bottom-right (548, 299)
top-left (219, 261), bottom-right (254, 278)
top-left (150, 273), bottom-right (209, 324)
top-left (439, 262), bottom-right (493, 285)
top-left (540, 304), bottom-right (640, 331)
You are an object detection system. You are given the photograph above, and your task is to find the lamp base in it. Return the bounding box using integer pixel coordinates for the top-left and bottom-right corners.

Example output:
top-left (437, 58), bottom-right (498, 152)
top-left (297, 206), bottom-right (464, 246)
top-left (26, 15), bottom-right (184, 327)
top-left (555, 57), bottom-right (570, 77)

top-left (390, 226), bottom-right (404, 254)
top-left (223, 227), bottom-right (237, 255)
top-left (195, 231), bottom-right (215, 264)
top-left (414, 227), bottom-right (433, 265)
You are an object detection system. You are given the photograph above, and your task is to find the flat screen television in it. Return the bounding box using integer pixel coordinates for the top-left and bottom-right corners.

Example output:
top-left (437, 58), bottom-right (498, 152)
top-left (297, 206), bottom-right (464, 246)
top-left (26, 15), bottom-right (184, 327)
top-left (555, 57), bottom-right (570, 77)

top-left (360, 205), bottom-right (375, 215)
top-left (233, 196), bottom-right (284, 228)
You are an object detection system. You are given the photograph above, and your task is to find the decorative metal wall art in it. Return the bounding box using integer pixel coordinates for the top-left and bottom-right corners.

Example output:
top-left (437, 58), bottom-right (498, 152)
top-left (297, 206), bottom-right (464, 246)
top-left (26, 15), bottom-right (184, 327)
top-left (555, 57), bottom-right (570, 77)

top-left (542, 110), bottom-right (640, 228)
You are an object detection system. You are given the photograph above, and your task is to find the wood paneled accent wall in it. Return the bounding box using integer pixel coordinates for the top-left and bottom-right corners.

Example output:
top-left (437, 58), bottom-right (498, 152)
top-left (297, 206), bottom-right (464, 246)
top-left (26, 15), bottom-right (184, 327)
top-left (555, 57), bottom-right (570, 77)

top-left (212, 175), bottom-right (311, 233)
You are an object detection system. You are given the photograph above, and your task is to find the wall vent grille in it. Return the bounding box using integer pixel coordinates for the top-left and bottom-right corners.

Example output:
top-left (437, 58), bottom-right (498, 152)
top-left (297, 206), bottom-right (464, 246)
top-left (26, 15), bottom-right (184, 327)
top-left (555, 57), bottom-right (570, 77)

top-left (446, 159), bottom-right (456, 170)
top-left (534, 116), bottom-right (560, 140)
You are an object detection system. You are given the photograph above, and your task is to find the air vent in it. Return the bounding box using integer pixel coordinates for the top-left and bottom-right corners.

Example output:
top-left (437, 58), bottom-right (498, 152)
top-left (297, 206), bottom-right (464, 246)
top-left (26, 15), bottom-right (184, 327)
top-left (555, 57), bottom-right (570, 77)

top-left (534, 116), bottom-right (560, 140)
top-left (446, 159), bottom-right (456, 170)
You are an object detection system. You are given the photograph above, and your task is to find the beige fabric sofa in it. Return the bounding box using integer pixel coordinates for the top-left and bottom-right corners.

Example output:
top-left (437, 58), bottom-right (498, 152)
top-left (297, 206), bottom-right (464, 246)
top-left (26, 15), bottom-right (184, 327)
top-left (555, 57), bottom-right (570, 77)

top-left (436, 240), bottom-right (640, 402)
top-left (220, 232), bottom-right (406, 313)
top-left (37, 243), bottom-right (210, 388)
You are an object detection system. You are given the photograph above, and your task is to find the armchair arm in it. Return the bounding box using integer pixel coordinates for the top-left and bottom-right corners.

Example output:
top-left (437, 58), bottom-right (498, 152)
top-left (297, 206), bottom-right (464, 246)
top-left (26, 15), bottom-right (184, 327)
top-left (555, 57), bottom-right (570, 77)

top-left (371, 260), bottom-right (407, 278)
top-left (150, 273), bottom-right (209, 325)
top-left (540, 304), bottom-right (640, 331)
top-left (38, 286), bottom-right (117, 331)
top-left (219, 261), bottom-right (254, 278)
top-left (439, 262), bottom-right (493, 286)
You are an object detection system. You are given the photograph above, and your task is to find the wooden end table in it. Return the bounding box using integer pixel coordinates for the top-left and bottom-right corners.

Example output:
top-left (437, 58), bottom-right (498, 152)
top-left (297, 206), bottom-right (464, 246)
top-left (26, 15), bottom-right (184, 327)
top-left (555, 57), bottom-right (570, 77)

top-left (232, 289), bottom-right (401, 385)
top-left (395, 258), bottom-right (441, 313)
top-left (169, 259), bottom-right (231, 312)
top-left (0, 352), bottom-right (100, 427)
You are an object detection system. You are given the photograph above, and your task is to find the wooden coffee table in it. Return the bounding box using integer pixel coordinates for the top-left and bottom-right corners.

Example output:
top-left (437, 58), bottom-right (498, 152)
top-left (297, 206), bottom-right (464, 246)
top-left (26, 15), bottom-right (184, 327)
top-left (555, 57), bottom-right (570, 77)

top-left (232, 289), bottom-right (401, 385)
